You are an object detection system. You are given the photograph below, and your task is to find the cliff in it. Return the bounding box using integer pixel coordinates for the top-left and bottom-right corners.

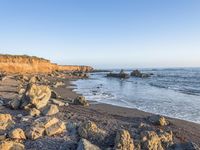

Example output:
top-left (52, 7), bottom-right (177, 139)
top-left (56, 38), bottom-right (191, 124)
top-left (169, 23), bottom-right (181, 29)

top-left (0, 54), bottom-right (93, 74)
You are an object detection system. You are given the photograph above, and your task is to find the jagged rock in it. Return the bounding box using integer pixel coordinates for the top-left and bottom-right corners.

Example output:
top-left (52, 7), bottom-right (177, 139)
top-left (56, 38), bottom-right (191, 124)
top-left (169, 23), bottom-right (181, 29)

top-left (9, 128), bottom-right (26, 140)
top-left (9, 99), bottom-right (21, 109)
top-left (149, 115), bottom-right (169, 126)
top-left (77, 138), bottom-right (101, 150)
top-left (74, 96), bottom-right (89, 106)
top-left (141, 131), bottom-right (163, 150)
top-left (42, 104), bottom-right (59, 116)
top-left (51, 99), bottom-right (65, 106)
top-left (29, 108), bottom-right (41, 117)
top-left (26, 117), bottom-right (65, 139)
top-left (26, 125), bottom-right (45, 140)
top-left (131, 70), bottom-right (150, 78)
top-left (158, 130), bottom-right (173, 148)
top-left (114, 129), bottom-right (134, 150)
top-left (21, 84), bottom-right (51, 109)
top-left (0, 141), bottom-right (25, 150)
top-left (29, 76), bottom-right (37, 83)
top-left (78, 121), bottom-right (106, 141)
top-left (140, 130), bottom-right (173, 150)
top-left (45, 121), bottom-right (66, 136)
top-left (0, 114), bottom-right (15, 131)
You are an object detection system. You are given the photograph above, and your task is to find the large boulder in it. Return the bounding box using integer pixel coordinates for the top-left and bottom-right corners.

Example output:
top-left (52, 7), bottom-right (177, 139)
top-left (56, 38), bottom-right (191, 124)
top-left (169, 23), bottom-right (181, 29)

top-left (45, 120), bottom-right (66, 136)
top-left (74, 96), bottom-right (89, 106)
top-left (114, 129), bottom-right (134, 150)
top-left (42, 104), bottom-right (59, 116)
top-left (78, 121), bottom-right (106, 142)
top-left (77, 138), bottom-right (101, 150)
top-left (26, 117), bottom-right (65, 140)
top-left (141, 130), bottom-right (173, 150)
top-left (0, 141), bottom-right (25, 150)
top-left (21, 84), bottom-right (51, 109)
top-left (8, 128), bottom-right (26, 140)
top-left (0, 114), bottom-right (15, 131)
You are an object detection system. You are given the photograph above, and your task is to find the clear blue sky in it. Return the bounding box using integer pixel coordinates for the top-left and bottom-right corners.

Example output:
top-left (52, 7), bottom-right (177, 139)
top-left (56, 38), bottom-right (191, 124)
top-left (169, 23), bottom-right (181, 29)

top-left (0, 0), bottom-right (200, 69)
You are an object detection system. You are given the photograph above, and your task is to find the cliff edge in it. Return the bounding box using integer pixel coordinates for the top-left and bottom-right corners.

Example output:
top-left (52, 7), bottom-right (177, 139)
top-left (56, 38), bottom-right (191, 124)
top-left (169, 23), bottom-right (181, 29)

top-left (0, 54), bottom-right (93, 74)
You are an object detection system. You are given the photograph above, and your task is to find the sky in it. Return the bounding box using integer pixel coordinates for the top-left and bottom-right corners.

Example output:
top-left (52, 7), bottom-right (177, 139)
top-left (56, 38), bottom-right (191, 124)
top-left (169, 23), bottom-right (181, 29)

top-left (0, 0), bottom-right (200, 69)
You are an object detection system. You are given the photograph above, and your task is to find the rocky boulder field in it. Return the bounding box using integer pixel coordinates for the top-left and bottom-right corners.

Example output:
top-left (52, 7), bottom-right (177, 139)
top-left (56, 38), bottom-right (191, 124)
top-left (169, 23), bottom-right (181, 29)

top-left (0, 71), bottom-right (200, 150)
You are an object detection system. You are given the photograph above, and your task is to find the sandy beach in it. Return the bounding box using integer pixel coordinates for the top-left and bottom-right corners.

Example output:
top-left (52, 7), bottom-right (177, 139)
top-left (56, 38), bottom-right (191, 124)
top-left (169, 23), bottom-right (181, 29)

top-left (0, 73), bottom-right (200, 149)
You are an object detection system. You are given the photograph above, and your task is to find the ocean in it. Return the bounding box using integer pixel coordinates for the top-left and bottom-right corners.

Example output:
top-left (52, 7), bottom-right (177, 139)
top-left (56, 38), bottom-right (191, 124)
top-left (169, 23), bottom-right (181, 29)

top-left (72, 68), bottom-right (200, 123)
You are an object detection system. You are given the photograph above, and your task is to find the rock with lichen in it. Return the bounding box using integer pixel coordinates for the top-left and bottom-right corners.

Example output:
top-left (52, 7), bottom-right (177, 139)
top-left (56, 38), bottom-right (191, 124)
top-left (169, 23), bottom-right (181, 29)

top-left (114, 129), bottom-right (134, 150)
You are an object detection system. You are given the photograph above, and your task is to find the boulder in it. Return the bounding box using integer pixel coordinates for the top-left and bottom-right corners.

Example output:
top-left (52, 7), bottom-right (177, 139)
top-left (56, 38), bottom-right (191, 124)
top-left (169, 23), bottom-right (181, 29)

top-left (0, 100), bottom-right (4, 106)
top-left (74, 96), bottom-right (89, 106)
top-left (141, 131), bottom-right (163, 150)
top-left (0, 141), bottom-right (25, 150)
top-left (29, 108), bottom-right (41, 117)
top-left (0, 114), bottom-right (15, 131)
top-left (77, 138), bottom-right (101, 150)
top-left (114, 129), bottom-right (134, 150)
top-left (45, 121), bottom-right (66, 136)
top-left (9, 128), bottom-right (26, 140)
top-left (78, 121), bottom-right (106, 141)
top-left (26, 125), bottom-right (45, 140)
top-left (149, 115), bottom-right (169, 126)
top-left (21, 84), bottom-right (51, 109)
top-left (26, 117), bottom-right (65, 139)
top-left (42, 104), bottom-right (59, 116)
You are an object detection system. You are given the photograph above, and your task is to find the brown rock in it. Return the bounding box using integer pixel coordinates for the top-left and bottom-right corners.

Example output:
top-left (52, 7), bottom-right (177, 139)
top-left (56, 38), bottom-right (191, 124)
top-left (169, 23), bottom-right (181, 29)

top-left (29, 76), bottom-right (37, 83)
top-left (78, 121), bottom-right (106, 141)
top-left (0, 114), bottom-right (15, 131)
top-left (9, 128), bottom-right (26, 140)
top-left (26, 125), bottom-right (45, 140)
top-left (45, 121), bottom-right (66, 136)
top-left (0, 141), bottom-right (25, 150)
top-left (74, 96), bottom-right (89, 106)
top-left (42, 104), bottom-right (59, 116)
top-left (21, 84), bottom-right (51, 109)
top-left (114, 129), bottom-right (134, 150)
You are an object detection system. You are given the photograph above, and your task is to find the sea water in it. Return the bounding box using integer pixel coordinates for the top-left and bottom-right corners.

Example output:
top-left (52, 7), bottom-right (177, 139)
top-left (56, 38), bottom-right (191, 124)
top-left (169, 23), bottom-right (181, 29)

top-left (72, 68), bottom-right (200, 123)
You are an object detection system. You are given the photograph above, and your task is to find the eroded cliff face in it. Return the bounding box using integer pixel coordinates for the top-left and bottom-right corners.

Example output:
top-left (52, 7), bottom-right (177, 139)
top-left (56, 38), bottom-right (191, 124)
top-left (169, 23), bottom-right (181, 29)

top-left (0, 55), bottom-right (93, 74)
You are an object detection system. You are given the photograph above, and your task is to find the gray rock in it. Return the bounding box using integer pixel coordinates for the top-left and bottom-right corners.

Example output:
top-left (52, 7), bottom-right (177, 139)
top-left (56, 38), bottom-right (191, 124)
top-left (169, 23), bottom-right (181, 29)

top-left (77, 138), bottom-right (101, 150)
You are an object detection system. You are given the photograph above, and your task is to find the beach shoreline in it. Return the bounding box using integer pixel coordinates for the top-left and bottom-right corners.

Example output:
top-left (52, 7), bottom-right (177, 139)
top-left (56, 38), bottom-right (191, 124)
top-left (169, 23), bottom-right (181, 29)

top-left (63, 79), bottom-right (200, 146)
top-left (0, 74), bottom-right (200, 149)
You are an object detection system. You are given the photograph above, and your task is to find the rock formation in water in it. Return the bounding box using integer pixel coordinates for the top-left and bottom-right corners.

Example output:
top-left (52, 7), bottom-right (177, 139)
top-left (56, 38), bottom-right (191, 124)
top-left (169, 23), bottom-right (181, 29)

top-left (0, 54), bottom-right (93, 74)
